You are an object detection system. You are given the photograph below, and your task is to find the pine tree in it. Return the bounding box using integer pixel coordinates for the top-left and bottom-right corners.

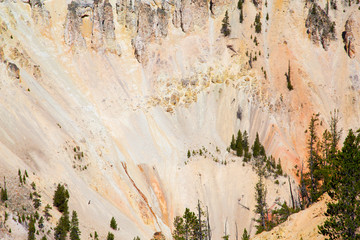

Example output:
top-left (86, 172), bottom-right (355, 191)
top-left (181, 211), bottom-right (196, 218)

top-left (254, 13), bottom-right (262, 33)
top-left (306, 113), bottom-right (320, 203)
top-left (236, 130), bottom-right (243, 157)
top-left (70, 211), bottom-right (81, 240)
top-left (110, 217), bottom-right (117, 230)
top-left (237, 0), bottom-right (244, 23)
top-left (53, 184), bottom-right (70, 213)
top-left (254, 175), bottom-right (267, 234)
top-left (44, 204), bottom-right (52, 221)
top-left (285, 61), bottom-right (293, 91)
top-left (242, 131), bottom-right (249, 154)
top-left (94, 231), bottom-right (99, 240)
top-left (1, 187), bottom-right (7, 202)
top-left (221, 11), bottom-right (231, 37)
top-left (230, 135), bottom-right (236, 150)
top-left (107, 232), bottom-right (115, 240)
top-left (38, 216), bottom-right (44, 229)
top-left (54, 211), bottom-right (70, 240)
top-left (28, 216), bottom-right (36, 240)
top-left (318, 129), bottom-right (360, 239)
top-left (173, 216), bottom-right (185, 240)
top-left (299, 161), bottom-right (310, 209)
top-left (172, 208), bottom-right (201, 240)
top-left (183, 208), bottom-right (198, 240)
top-left (252, 133), bottom-right (261, 158)
top-left (241, 229), bottom-right (250, 240)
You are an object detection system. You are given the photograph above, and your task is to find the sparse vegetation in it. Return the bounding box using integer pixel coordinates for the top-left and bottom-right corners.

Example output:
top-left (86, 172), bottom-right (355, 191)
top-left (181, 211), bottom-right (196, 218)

top-left (254, 13), bottom-right (262, 33)
top-left (221, 11), bottom-right (231, 37)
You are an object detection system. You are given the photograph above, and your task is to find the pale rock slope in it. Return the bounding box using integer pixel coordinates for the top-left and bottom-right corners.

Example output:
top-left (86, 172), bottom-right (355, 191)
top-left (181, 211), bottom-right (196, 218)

top-left (252, 195), bottom-right (330, 240)
top-left (0, 0), bottom-right (358, 239)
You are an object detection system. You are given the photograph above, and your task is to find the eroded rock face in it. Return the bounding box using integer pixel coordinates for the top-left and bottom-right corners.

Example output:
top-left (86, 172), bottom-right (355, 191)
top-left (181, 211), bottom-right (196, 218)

top-left (64, 0), bottom-right (120, 55)
top-left (179, 0), bottom-right (208, 33)
top-left (92, 0), bottom-right (120, 54)
top-left (305, 3), bottom-right (336, 51)
top-left (64, 2), bottom-right (87, 48)
top-left (343, 17), bottom-right (356, 59)
top-left (116, 0), bottom-right (139, 35)
top-left (29, 0), bottom-right (51, 27)
top-left (131, 2), bottom-right (169, 62)
top-left (210, 0), bottom-right (232, 16)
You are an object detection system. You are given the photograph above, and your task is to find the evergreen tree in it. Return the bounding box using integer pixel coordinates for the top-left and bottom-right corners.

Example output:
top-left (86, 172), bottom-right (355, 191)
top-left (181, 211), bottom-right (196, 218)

top-left (1, 187), bottom-right (7, 202)
top-left (285, 61), bottom-right (293, 91)
top-left (242, 131), bottom-right (249, 155)
top-left (54, 211), bottom-right (70, 240)
top-left (107, 232), bottom-right (115, 240)
top-left (237, 0), bottom-right (244, 23)
top-left (254, 173), bottom-right (268, 234)
top-left (44, 204), bottom-right (52, 221)
top-left (236, 130), bottom-right (243, 157)
top-left (319, 129), bottom-right (360, 239)
top-left (254, 13), bottom-right (262, 33)
top-left (306, 113), bottom-right (320, 203)
top-left (70, 211), bottom-right (81, 240)
top-left (230, 135), bottom-right (236, 150)
top-left (173, 216), bottom-right (185, 240)
top-left (110, 217), bottom-right (117, 230)
top-left (28, 215), bottom-right (36, 240)
top-left (299, 161), bottom-right (310, 208)
top-left (38, 216), bottom-right (44, 229)
top-left (221, 11), bottom-right (231, 37)
top-left (241, 228), bottom-right (250, 240)
top-left (252, 133), bottom-right (261, 158)
top-left (53, 184), bottom-right (69, 213)
top-left (183, 208), bottom-right (198, 240)
top-left (172, 208), bottom-right (200, 240)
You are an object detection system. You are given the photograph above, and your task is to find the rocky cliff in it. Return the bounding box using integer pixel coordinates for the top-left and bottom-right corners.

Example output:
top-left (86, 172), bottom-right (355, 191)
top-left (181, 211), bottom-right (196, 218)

top-left (0, 0), bottom-right (359, 239)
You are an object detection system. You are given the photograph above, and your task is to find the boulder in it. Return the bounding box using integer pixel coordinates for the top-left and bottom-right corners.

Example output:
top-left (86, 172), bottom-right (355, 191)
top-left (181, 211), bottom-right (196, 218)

top-left (7, 62), bottom-right (20, 79)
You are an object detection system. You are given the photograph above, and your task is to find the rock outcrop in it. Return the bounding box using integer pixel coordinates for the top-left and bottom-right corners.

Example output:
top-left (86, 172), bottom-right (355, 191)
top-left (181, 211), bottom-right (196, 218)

top-left (177, 0), bottom-right (208, 33)
top-left (343, 17), bottom-right (356, 58)
top-left (64, 2), bottom-right (88, 48)
top-left (131, 2), bottom-right (169, 62)
top-left (64, 0), bottom-right (120, 55)
top-left (116, 0), bottom-right (139, 35)
top-left (305, 3), bottom-right (336, 51)
top-left (7, 62), bottom-right (20, 79)
top-left (28, 0), bottom-right (51, 27)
